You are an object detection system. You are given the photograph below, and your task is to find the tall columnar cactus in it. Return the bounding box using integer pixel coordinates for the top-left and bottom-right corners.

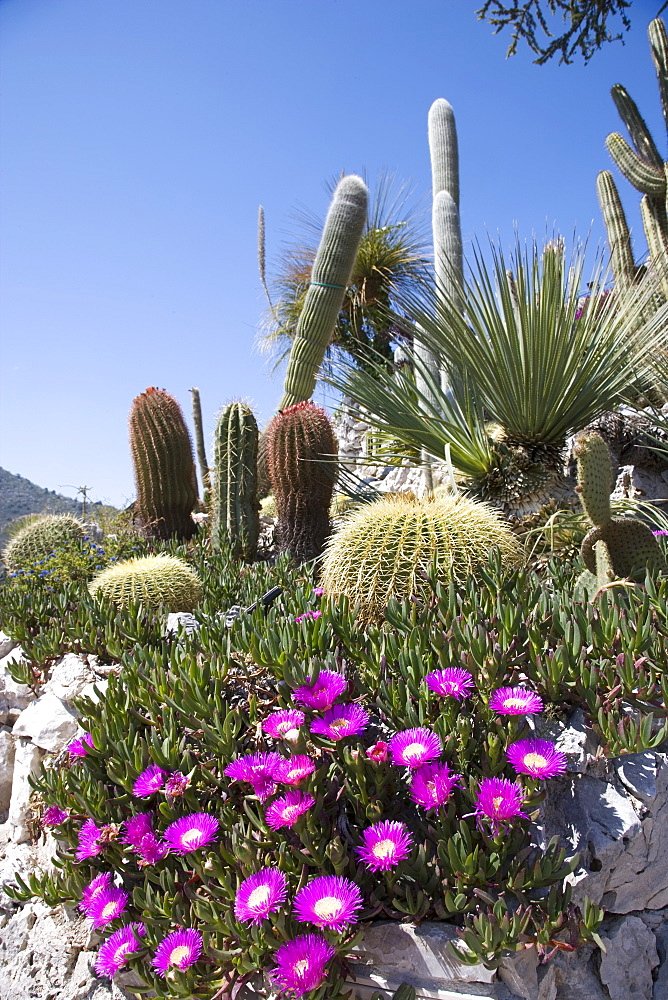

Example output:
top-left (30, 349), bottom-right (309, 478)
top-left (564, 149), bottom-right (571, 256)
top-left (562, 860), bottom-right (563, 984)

top-left (90, 554), bottom-right (202, 611)
top-left (279, 176), bottom-right (368, 410)
top-left (598, 17), bottom-right (668, 300)
top-left (265, 401), bottom-right (338, 562)
top-left (129, 387), bottom-right (199, 541)
top-left (189, 387), bottom-right (210, 500)
top-left (211, 402), bottom-right (260, 561)
top-left (574, 432), bottom-right (665, 581)
top-left (320, 492), bottom-right (523, 625)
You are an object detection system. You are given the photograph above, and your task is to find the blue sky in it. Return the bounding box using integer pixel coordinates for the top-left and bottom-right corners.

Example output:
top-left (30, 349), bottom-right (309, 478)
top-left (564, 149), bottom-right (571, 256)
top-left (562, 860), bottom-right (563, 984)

top-left (0, 0), bottom-right (662, 507)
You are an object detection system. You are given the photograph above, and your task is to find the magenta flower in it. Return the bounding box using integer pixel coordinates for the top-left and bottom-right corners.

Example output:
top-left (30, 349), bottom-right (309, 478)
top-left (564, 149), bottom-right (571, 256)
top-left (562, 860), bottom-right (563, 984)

top-left (224, 753), bottom-right (282, 802)
top-left (271, 934), bottom-right (336, 998)
top-left (67, 732), bottom-right (94, 758)
top-left (80, 872), bottom-right (114, 915)
top-left (86, 886), bottom-right (129, 929)
top-left (132, 764), bottom-right (168, 798)
top-left (42, 805), bottom-right (69, 827)
top-left (410, 762), bottom-right (461, 811)
top-left (366, 741), bottom-right (389, 763)
top-left (474, 777), bottom-right (528, 834)
top-left (95, 923), bottom-right (146, 977)
top-left (357, 820), bottom-right (414, 872)
top-left (272, 755), bottom-right (316, 786)
top-left (313, 587), bottom-right (325, 598)
top-left (653, 529), bottom-right (668, 537)
top-left (152, 928), bottom-right (203, 977)
top-left (76, 819), bottom-right (104, 861)
top-left (294, 610), bottom-right (322, 624)
top-left (163, 813), bottom-right (219, 854)
top-left (135, 832), bottom-right (169, 866)
top-left (389, 728), bottom-right (442, 769)
top-left (425, 667), bottom-right (474, 700)
top-left (164, 771), bottom-right (190, 798)
top-left (293, 670), bottom-right (347, 711)
top-left (293, 876), bottom-right (363, 932)
top-left (234, 867), bottom-right (288, 924)
top-left (262, 709), bottom-right (305, 740)
top-left (489, 686), bottom-right (544, 716)
top-left (265, 790), bottom-right (315, 830)
top-left (123, 813), bottom-right (154, 848)
top-left (310, 704), bottom-right (369, 742)
top-left (506, 739), bottom-right (567, 779)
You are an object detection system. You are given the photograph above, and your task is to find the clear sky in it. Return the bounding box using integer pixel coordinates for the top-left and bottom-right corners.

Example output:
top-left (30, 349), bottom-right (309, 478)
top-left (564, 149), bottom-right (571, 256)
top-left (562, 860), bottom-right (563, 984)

top-left (0, 0), bottom-right (662, 507)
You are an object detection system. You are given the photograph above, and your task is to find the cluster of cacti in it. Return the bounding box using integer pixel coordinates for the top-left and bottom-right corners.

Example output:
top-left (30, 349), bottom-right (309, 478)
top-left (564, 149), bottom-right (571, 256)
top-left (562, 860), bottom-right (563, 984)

top-left (3, 514), bottom-right (86, 572)
top-left (265, 401), bottom-right (338, 562)
top-left (129, 387), bottom-right (199, 541)
top-left (597, 17), bottom-right (668, 301)
top-left (320, 492), bottom-right (523, 624)
top-left (574, 432), bottom-right (665, 594)
top-left (89, 554), bottom-right (202, 611)
top-left (279, 175), bottom-right (368, 410)
top-left (211, 402), bottom-right (260, 561)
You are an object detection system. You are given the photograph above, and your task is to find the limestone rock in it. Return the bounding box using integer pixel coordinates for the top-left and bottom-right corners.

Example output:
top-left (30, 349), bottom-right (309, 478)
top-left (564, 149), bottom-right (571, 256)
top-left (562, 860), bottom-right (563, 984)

top-left (599, 915), bottom-right (659, 1000)
top-left (45, 653), bottom-right (96, 703)
top-left (0, 729), bottom-right (15, 818)
top-left (0, 646), bottom-right (35, 714)
top-left (537, 709), bottom-right (597, 774)
top-left (615, 752), bottom-right (660, 807)
top-left (13, 693), bottom-right (79, 752)
top-left (0, 632), bottom-right (17, 660)
top-left (498, 947), bottom-right (538, 999)
top-left (3, 738), bottom-right (44, 843)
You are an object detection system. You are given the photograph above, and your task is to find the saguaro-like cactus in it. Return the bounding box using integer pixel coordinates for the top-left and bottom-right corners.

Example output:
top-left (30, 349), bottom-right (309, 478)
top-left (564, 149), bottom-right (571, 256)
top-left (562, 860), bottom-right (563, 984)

top-left (265, 401), bottom-right (338, 562)
top-left (279, 175), bottom-right (368, 410)
top-left (211, 402), bottom-right (260, 561)
top-left (129, 387), bottom-right (199, 540)
top-left (189, 387), bottom-right (210, 500)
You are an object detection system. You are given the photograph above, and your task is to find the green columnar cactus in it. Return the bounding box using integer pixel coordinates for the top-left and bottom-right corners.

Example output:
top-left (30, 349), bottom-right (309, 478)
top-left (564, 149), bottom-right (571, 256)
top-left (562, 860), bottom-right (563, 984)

top-left (129, 387), bottom-right (199, 541)
top-left (596, 171), bottom-right (639, 291)
top-left (211, 402), bottom-right (260, 561)
top-left (3, 514), bottom-right (85, 572)
top-left (89, 554), bottom-right (202, 611)
top-left (189, 387), bottom-right (210, 500)
top-left (575, 432), bottom-right (665, 579)
top-left (321, 492), bottom-right (523, 625)
top-left (265, 401), bottom-right (338, 562)
top-left (279, 175), bottom-right (368, 410)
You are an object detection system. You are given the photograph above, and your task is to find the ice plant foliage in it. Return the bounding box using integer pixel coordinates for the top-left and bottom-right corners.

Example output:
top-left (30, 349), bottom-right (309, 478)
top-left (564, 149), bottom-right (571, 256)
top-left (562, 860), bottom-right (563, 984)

top-left (310, 703), bottom-right (369, 741)
top-left (474, 777), bottom-right (528, 834)
top-left (152, 928), bottom-right (203, 977)
top-left (489, 686), bottom-right (544, 716)
top-left (410, 762), bottom-right (461, 810)
top-left (234, 867), bottom-right (288, 924)
top-left (271, 934), bottom-right (336, 998)
top-left (357, 820), bottom-right (414, 872)
top-left (265, 790), bottom-right (315, 830)
top-left (95, 923), bottom-right (146, 977)
top-left (425, 667), bottom-right (475, 700)
top-left (506, 739), bottom-right (568, 779)
top-left (293, 875), bottom-right (363, 932)
top-left (389, 727), bottom-right (442, 768)
top-left (163, 813), bottom-right (219, 854)
top-left (262, 709), bottom-right (305, 740)
top-left (272, 754), bottom-right (316, 785)
top-left (132, 764), bottom-right (167, 798)
top-left (87, 886), bottom-right (129, 929)
top-left (293, 670), bottom-right (347, 711)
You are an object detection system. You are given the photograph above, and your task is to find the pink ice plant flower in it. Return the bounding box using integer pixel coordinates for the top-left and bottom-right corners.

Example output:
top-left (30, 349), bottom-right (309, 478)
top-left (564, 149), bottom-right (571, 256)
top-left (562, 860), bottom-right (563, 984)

top-left (163, 813), bottom-right (219, 854)
top-left (262, 709), bottom-right (305, 740)
top-left (293, 670), bottom-right (347, 711)
top-left (224, 752), bottom-right (282, 802)
top-left (410, 762), bottom-right (461, 811)
top-left (234, 867), bottom-right (288, 924)
top-left (123, 813), bottom-right (155, 848)
top-left (76, 819), bottom-right (105, 861)
top-left (389, 728), bottom-right (442, 769)
top-left (357, 820), bottom-right (414, 872)
top-left (265, 790), bottom-right (315, 830)
top-left (474, 777), bottom-right (528, 834)
top-left (132, 764), bottom-right (168, 798)
top-left (67, 732), bottom-right (94, 758)
top-left (271, 934), bottom-right (336, 998)
top-left (164, 771), bottom-right (190, 799)
top-left (506, 739), bottom-right (567, 779)
top-left (310, 703), bottom-right (370, 742)
top-left (87, 886), bottom-right (129, 929)
top-left (293, 876), bottom-right (363, 932)
top-left (42, 805), bottom-right (69, 827)
top-left (294, 609), bottom-right (323, 624)
top-left (152, 928), bottom-right (203, 977)
top-left (489, 686), bottom-right (544, 716)
top-left (95, 923), bottom-right (146, 977)
top-left (80, 872), bottom-right (114, 915)
top-left (272, 755), bottom-right (316, 786)
top-left (366, 741), bottom-right (389, 763)
top-left (313, 586), bottom-right (325, 597)
top-left (424, 667), bottom-right (474, 700)
top-left (123, 815), bottom-right (169, 865)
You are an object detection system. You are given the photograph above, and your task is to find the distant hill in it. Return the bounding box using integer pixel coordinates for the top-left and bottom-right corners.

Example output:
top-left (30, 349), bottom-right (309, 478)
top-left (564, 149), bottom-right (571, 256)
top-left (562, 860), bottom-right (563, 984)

top-left (0, 468), bottom-right (114, 544)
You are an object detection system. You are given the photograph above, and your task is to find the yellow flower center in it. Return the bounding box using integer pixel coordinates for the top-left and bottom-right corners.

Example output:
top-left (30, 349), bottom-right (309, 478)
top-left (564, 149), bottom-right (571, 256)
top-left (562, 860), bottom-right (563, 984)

top-left (492, 796), bottom-right (505, 812)
top-left (523, 753), bottom-right (547, 770)
top-left (314, 896), bottom-right (343, 920)
top-left (294, 959), bottom-right (310, 976)
top-left (248, 885), bottom-right (271, 909)
top-left (372, 838), bottom-right (397, 859)
top-left (329, 719), bottom-right (349, 732)
top-left (101, 901), bottom-right (119, 919)
top-left (169, 945), bottom-right (191, 966)
top-left (282, 805), bottom-right (301, 821)
top-left (503, 697), bottom-right (527, 709)
top-left (113, 942), bottom-right (133, 965)
top-left (402, 742), bottom-right (425, 761)
top-left (180, 828), bottom-right (201, 847)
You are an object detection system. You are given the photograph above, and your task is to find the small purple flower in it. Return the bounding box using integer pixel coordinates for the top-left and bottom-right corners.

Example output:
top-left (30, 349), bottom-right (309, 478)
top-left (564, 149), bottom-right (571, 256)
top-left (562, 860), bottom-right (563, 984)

top-left (293, 876), bottom-right (363, 932)
top-left (76, 819), bottom-right (104, 861)
top-left (80, 872), bottom-right (114, 915)
top-left (234, 867), bottom-right (288, 924)
top-left (262, 709), bottom-right (305, 740)
top-left (67, 732), bottom-right (94, 758)
top-left (95, 923), bottom-right (146, 977)
top-left (506, 739), bottom-right (567, 779)
top-left (271, 934), bottom-right (336, 998)
top-left (42, 805), bottom-right (69, 827)
top-left (474, 777), bottom-right (528, 834)
top-left (132, 764), bottom-right (167, 798)
top-left (424, 667), bottom-right (474, 700)
top-left (163, 813), bottom-right (219, 854)
top-left (310, 703), bottom-right (369, 742)
top-left (389, 728), bottom-right (442, 769)
top-left (366, 741), bottom-right (389, 763)
top-left (136, 833), bottom-right (169, 866)
top-left (164, 771), bottom-right (190, 799)
top-left (224, 753), bottom-right (282, 802)
top-left (313, 587), bottom-right (325, 598)
top-left (272, 755), bottom-right (316, 786)
top-left (87, 886), bottom-right (129, 929)
top-left (265, 790), bottom-right (315, 830)
top-left (410, 762), bottom-right (461, 810)
top-left (152, 928), bottom-right (203, 977)
top-left (294, 610), bottom-right (322, 624)
top-left (356, 820), bottom-right (414, 872)
top-left (489, 686), bottom-right (544, 716)
top-left (293, 670), bottom-right (347, 711)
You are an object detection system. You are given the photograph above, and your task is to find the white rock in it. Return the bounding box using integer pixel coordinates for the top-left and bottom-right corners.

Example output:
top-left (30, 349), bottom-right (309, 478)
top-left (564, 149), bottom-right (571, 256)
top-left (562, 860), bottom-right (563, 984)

top-left (538, 708), bottom-right (597, 773)
top-left (4, 738), bottom-right (44, 844)
top-left (0, 729), bottom-right (15, 818)
top-left (615, 752), bottom-right (660, 807)
top-left (77, 678), bottom-right (109, 704)
top-left (0, 632), bottom-right (17, 660)
top-left (12, 693), bottom-right (79, 752)
top-left (45, 652), bottom-right (95, 703)
top-left (0, 647), bottom-right (35, 712)
top-left (164, 612), bottom-right (199, 638)
top-left (599, 915), bottom-right (659, 1000)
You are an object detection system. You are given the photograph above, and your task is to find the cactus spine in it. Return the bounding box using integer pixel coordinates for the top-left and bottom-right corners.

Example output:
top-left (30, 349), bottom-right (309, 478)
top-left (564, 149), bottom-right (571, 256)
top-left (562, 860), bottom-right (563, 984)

top-left (211, 402), bottom-right (260, 561)
top-left (279, 176), bottom-right (368, 410)
top-left (265, 401), bottom-right (338, 562)
top-left (129, 387), bottom-right (199, 540)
